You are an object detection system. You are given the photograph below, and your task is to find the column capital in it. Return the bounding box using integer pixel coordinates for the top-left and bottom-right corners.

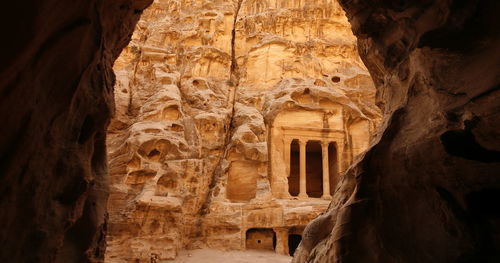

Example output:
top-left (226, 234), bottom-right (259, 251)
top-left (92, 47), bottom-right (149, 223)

top-left (321, 140), bottom-right (329, 147)
top-left (298, 138), bottom-right (307, 145)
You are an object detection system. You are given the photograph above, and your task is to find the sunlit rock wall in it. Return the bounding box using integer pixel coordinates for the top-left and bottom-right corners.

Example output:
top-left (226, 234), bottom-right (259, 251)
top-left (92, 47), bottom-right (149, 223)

top-left (105, 0), bottom-right (381, 261)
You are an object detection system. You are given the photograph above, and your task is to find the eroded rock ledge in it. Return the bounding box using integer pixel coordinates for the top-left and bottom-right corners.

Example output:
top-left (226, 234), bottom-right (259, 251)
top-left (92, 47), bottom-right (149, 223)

top-left (294, 0), bottom-right (500, 262)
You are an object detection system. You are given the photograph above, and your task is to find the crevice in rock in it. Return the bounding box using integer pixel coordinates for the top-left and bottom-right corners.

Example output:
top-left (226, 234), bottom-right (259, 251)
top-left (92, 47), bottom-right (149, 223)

top-left (127, 45), bottom-right (144, 116)
top-left (229, 0), bottom-right (243, 86)
top-left (200, 0), bottom-right (243, 215)
top-left (55, 193), bottom-right (96, 263)
top-left (470, 84), bottom-right (500, 103)
top-left (440, 129), bottom-right (500, 163)
top-left (78, 115), bottom-right (95, 144)
top-left (56, 177), bottom-right (89, 205)
top-left (444, 85), bottom-right (500, 123)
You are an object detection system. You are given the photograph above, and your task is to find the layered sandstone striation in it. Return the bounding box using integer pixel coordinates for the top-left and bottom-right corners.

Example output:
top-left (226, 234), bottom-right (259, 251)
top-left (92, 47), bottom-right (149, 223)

top-left (294, 0), bottom-right (500, 262)
top-left (105, 0), bottom-right (380, 262)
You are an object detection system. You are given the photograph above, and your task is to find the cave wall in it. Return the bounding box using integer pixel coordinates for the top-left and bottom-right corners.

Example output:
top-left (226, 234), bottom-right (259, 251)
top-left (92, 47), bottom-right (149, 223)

top-left (4, 0), bottom-right (496, 262)
top-left (294, 0), bottom-right (500, 262)
top-left (0, 0), bottom-right (152, 262)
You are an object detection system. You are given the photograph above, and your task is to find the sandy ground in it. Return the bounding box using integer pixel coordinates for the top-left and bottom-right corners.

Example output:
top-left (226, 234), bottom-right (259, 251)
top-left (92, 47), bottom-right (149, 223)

top-left (165, 249), bottom-right (292, 263)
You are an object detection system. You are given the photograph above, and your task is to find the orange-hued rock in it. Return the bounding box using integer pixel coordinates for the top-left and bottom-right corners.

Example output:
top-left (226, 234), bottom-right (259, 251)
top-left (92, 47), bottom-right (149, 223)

top-left (105, 0), bottom-right (381, 262)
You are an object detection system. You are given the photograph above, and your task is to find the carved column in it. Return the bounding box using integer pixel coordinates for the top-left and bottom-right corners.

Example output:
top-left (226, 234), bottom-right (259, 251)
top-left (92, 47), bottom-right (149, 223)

top-left (321, 141), bottom-right (332, 199)
top-left (274, 227), bottom-right (289, 255)
top-left (284, 138), bottom-right (292, 176)
top-left (299, 139), bottom-right (307, 198)
top-left (280, 138), bottom-right (292, 198)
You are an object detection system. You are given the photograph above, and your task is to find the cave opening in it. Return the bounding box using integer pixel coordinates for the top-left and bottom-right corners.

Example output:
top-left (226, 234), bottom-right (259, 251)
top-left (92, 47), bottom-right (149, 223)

top-left (148, 149), bottom-right (161, 158)
top-left (288, 234), bottom-right (302, 256)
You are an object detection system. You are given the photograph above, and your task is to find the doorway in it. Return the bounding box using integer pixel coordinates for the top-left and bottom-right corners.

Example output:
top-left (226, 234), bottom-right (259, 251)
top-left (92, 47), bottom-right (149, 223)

top-left (245, 228), bottom-right (276, 251)
top-left (288, 234), bottom-right (302, 256)
top-left (306, 141), bottom-right (323, 197)
top-left (288, 139), bottom-right (300, 196)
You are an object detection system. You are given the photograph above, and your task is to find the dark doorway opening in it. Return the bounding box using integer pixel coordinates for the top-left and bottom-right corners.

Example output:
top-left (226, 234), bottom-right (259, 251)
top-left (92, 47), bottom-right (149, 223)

top-left (306, 141), bottom-right (323, 197)
top-left (245, 228), bottom-right (276, 251)
top-left (288, 234), bottom-right (302, 256)
top-left (289, 139), bottom-right (300, 196)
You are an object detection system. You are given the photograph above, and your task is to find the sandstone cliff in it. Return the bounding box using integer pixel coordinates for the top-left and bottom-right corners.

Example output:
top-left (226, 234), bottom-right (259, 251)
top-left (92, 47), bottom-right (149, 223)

top-left (105, 0), bottom-right (380, 262)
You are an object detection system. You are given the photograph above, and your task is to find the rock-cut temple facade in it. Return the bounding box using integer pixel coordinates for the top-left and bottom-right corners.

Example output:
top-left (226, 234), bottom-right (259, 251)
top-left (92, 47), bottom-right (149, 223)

top-left (105, 0), bottom-right (382, 262)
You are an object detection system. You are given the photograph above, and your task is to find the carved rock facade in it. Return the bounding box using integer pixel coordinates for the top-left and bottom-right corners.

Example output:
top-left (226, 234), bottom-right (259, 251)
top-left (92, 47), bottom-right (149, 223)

top-left (105, 0), bottom-right (380, 262)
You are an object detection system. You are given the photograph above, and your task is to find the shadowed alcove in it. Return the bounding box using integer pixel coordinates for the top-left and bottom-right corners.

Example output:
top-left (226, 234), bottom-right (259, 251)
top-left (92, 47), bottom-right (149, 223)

top-left (289, 139), bottom-right (300, 196)
top-left (306, 140), bottom-right (323, 198)
top-left (288, 139), bottom-right (338, 198)
top-left (246, 228), bottom-right (277, 251)
top-left (288, 234), bottom-right (302, 256)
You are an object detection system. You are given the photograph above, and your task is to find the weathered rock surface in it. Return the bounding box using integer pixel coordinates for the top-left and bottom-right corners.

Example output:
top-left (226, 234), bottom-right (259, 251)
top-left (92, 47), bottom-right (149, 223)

top-left (0, 0), bottom-right (152, 262)
top-left (105, 0), bottom-right (380, 262)
top-left (294, 0), bottom-right (500, 262)
top-left (2, 0), bottom-right (497, 263)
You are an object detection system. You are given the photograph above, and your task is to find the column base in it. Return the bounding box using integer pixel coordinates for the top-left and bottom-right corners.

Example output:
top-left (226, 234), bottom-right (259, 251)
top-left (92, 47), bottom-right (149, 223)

top-left (321, 194), bottom-right (332, 199)
top-left (298, 193), bottom-right (308, 198)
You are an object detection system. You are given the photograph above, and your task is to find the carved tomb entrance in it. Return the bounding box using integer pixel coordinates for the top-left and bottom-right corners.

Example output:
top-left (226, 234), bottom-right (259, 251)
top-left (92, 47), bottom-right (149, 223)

top-left (245, 228), bottom-right (277, 251)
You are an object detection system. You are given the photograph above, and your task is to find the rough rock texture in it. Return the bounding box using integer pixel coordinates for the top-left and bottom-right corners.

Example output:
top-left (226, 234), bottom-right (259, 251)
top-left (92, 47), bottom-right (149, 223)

top-left (105, 0), bottom-right (380, 262)
top-left (294, 0), bottom-right (500, 262)
top-left (0, 0), bottom-right (152, 262)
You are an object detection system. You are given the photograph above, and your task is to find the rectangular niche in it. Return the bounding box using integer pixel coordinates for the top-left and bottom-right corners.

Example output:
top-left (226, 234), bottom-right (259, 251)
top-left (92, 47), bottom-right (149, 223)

top-left (288, 139), bottom-right (300, 196)
top-left (306, 140), bottom-right (323, 198)
top-left (226, 161), bottom-right (258, 202)
top-left (245, 228), bottom-right (276, 251)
